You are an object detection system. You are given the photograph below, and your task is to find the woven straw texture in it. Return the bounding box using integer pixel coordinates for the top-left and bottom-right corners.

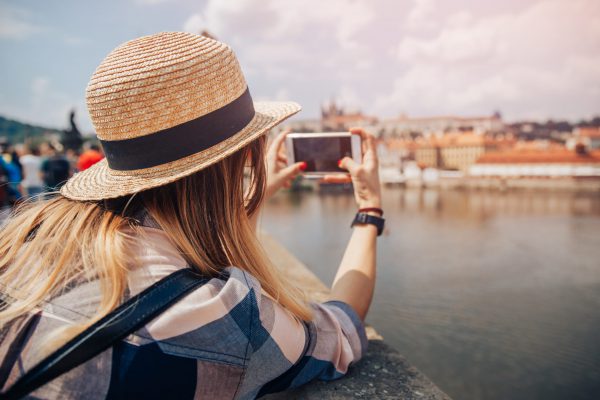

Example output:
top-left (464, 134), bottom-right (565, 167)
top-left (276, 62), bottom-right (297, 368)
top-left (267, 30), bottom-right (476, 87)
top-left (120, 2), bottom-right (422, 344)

top-left (61, 32), bottom-right (301, 201)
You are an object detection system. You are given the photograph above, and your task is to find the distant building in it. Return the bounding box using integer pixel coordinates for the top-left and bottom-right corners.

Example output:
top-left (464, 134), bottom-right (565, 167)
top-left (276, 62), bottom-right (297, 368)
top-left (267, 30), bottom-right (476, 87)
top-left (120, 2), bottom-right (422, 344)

top-left (470, 147), bottom-right (600, 177)
top-left (508, 120), bottom-right (577, 141)
top-left (412, 132), bottom-right (514, 171)
top-left (284, 101), bottom-right (504, 138)
top-left (379, 138), bottom-right (415, 167)
top-left (320, 101), bottom-right (378, 132)
top-left (414, 140), bottom-right (441, 169)
top-left (566, 127), bottom-right (600, 151)
top-left (282, 100), bottom-right (378, 133)
top-left (379, 112), bottom-right (504, 138)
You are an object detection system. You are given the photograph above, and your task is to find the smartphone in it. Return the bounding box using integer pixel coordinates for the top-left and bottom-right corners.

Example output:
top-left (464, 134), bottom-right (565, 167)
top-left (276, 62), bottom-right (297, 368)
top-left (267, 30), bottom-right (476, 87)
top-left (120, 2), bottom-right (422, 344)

top-left (285, 132), bottom-right (362, 178)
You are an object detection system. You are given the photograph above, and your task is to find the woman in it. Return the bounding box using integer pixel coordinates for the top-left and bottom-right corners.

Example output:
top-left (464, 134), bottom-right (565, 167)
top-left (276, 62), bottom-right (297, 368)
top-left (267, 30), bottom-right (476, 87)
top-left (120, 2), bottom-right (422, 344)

top-left (0, 32), bottom-right (383, 399)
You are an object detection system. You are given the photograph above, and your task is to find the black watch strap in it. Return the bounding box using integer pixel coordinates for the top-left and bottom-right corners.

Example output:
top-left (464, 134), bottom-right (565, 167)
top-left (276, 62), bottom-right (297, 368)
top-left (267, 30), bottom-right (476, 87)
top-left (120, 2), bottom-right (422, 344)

top-left (351, 212), bottom-right (385, 236)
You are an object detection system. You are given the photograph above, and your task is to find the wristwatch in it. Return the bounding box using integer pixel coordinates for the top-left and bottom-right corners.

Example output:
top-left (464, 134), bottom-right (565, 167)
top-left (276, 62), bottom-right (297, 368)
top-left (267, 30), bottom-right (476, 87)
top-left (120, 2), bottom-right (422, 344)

top-left (351, 212), bottom-right (385, 236)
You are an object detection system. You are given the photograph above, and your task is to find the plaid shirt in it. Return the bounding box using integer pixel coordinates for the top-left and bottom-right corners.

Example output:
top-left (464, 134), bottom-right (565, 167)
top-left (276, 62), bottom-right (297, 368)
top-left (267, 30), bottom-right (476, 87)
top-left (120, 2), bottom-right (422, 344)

top-left (0, 226), bottom-right (367, 399)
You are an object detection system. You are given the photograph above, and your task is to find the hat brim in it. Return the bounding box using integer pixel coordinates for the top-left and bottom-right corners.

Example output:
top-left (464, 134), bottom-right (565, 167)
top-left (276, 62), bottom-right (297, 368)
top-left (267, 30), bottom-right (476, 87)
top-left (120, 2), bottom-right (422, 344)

top-left (61, 101), bottom-right (301, 201)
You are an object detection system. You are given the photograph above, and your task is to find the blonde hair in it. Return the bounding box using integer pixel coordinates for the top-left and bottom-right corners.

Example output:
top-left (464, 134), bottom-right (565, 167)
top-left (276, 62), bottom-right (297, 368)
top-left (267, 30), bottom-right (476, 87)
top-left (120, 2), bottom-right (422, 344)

top-left (0, 136), bottom-right (311, 347)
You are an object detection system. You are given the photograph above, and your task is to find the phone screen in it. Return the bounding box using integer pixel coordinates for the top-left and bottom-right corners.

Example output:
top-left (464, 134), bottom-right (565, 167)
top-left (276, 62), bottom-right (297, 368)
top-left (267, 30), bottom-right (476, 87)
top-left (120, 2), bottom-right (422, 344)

top-left (292, 136), bottom-right (352, 172)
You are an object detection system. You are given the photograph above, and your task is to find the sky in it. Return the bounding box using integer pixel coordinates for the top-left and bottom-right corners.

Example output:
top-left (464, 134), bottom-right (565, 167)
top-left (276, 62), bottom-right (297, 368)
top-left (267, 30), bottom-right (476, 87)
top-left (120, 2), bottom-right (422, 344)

top-left (0, 0), bottom-right (599, 134)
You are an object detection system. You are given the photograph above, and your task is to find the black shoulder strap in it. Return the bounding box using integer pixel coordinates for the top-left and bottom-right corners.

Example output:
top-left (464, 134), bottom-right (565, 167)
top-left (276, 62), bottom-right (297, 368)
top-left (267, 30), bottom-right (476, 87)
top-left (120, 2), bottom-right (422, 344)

top-left (0, 268), bottom-right (209, 400)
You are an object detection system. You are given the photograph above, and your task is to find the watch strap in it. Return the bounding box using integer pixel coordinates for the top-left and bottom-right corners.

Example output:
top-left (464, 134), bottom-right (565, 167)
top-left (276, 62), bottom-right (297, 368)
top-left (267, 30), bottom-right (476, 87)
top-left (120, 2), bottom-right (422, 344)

top-left (351, 212), bottom-right (385, 236)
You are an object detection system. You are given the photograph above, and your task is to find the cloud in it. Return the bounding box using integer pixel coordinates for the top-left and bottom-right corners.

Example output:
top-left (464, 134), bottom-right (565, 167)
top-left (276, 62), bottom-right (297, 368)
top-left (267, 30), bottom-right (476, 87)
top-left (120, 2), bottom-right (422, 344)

top-left (133, 0), bottom-right (172, 5)
top-left (0, 3), bottom-right (88, 46)
top-left (182, 14), bottom-right (205, 35)
top-left (28, 76), bottom-right (80, 128)
top-left (181, 0), bottom-right (600, 122)
top-left (181, 0), bottom-right (379, 119)
top-left (274, 87), bottom-right (291, 102)
top-left (336, 86), bottom-right (363, 110)
top-left (0, 76), bottom-right (89, 131)
top-left (184, 0), bottom-right (375, 48)
top-left (182, 0), bottom-right (375, 74)
top-left (0, 4), bottom-right (43, 39)
top-left (62, 35), bottom-right (89, 46)
top-left (405, 0), bottom-right (437, 31)
top-left (374, 0), bottom-right (600, 120)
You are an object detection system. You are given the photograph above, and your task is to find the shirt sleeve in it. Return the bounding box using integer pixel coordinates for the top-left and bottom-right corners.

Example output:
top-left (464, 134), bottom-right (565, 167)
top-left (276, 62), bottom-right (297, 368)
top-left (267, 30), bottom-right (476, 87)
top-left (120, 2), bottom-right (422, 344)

top-left (251, 291), bottom-right (368, 396)
top-left (214, 267), bottom-right (367, 399)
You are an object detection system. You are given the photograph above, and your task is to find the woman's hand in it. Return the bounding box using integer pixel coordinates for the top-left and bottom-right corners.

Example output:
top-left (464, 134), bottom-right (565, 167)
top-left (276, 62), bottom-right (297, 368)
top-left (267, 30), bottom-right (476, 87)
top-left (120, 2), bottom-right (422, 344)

top-left (322, 128), bottom-right (382, 209)
top-left (265, 129), bottom-right (306, 200)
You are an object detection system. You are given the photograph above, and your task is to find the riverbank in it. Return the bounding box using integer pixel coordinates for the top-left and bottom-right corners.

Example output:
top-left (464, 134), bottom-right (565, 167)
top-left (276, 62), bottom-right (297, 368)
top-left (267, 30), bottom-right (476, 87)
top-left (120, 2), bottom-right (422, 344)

top-left (410, 176), bottom-right (600, 192)
top-left (296, 175), bottom-right (600, 193)
top-left (258, 231), bottom-right (451, 400)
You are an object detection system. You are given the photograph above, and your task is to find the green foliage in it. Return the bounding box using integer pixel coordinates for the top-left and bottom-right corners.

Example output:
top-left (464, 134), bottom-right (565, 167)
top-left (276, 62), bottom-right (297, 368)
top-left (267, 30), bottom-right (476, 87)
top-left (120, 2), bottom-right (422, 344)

top-left (0, 115), bottom-right (62, 144)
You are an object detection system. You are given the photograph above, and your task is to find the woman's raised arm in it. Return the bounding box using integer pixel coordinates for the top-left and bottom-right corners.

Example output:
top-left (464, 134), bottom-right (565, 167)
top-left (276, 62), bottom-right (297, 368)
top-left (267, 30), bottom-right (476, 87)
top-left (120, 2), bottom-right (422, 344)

top-left (324, 128), bottom-right (382, 320)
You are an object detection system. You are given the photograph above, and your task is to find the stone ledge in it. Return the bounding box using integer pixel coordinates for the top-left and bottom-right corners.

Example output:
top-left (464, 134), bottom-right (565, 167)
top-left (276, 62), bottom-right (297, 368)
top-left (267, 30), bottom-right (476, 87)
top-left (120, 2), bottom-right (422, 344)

top-left (264, 339), bottom-right (450, 400)
top-left (258, 231), bottom-right (451, 400)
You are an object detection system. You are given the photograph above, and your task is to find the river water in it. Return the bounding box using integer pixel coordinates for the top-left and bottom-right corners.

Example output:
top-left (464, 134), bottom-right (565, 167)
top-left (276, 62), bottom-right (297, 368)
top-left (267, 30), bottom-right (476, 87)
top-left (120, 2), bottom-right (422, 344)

top-left (261, 187), bottom-right (600, 400)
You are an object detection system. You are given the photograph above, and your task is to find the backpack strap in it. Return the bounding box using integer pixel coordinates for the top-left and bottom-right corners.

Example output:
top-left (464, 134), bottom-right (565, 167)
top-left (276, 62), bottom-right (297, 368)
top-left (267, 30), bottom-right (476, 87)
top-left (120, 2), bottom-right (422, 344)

top-left (0, 268), bottom-right (209, 400)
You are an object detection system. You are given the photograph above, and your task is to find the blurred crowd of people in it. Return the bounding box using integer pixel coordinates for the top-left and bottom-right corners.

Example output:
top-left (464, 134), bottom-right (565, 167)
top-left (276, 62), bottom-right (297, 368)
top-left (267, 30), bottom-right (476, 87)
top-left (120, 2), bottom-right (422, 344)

top-left (0, 140), bottom-right (104, 207)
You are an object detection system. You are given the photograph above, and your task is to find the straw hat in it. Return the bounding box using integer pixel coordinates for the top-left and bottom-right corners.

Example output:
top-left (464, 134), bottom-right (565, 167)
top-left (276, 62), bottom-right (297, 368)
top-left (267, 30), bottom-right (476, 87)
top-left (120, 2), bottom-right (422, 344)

top-left (61, 32), bottom-right (301, 201)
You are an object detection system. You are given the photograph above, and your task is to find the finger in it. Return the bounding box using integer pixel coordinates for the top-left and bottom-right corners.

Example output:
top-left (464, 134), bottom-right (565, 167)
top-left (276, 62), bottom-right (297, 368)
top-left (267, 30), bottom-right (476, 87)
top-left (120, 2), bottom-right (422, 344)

top-left (350, 127), bottom-right (375, 156)
top-left (277, 146), bottom-right (288, 159)
top-left (320, 174), bottom-right (352, 184)
top-left (277, 154), bottom-right (288, 163)
top-left (279, 161), bottom-right (304, 179)
top-left (339, 156), bottom-right (360, 175)
top-left (349, 127), bottom-right (368, 142)
top-left (276, 160), bottom-right (287, 170)
top-left (268, 129), bottom-right (291, 160)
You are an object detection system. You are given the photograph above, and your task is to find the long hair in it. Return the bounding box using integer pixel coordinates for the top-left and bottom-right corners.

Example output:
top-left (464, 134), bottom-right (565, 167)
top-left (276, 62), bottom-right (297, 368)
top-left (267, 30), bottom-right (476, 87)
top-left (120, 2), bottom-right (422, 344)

top-left (0, 135), bottom-right (311, 346)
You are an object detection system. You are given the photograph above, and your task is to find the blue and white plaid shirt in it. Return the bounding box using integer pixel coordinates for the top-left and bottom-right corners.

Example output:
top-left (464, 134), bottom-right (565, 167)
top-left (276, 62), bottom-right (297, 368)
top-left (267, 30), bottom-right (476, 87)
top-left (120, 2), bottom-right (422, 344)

top-left (0, 225), bottom-right (367, 399)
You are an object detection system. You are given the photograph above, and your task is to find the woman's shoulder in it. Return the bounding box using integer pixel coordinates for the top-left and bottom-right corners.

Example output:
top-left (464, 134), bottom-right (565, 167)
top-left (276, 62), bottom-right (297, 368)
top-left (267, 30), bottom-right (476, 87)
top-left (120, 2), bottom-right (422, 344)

top-left (125, 229), bottom-right (270, 363)
top-left (128, 227), bottom-right (262, 314)
top-left (124, 227), bottom-right (266, 363)
top-left (125, 264), bottom-right (258, 363)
